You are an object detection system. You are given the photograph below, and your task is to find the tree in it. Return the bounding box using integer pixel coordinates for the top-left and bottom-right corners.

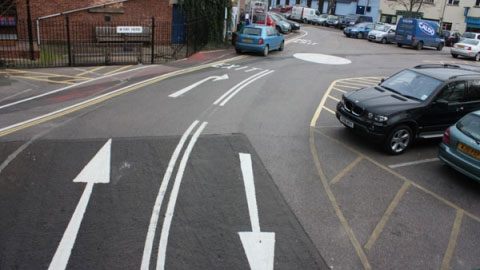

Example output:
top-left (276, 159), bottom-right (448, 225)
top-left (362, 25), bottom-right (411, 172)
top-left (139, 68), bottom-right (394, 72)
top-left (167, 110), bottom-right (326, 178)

top-left (388, 0), bottom-right (433, 18)
top-left (326, 0), bottom-right (336, 14)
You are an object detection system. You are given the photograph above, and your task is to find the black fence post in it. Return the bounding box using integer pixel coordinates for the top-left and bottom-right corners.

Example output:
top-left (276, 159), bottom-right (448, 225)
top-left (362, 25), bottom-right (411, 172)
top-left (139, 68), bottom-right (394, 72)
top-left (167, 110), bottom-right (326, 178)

top-left (65, 15), bottom-right (72, 66)
top-left (151, 16), bottom-right (155, 64)
top-left (185, 21), bottom-right (188, 57)
top-left (26, 0), bottom-right (35, 60)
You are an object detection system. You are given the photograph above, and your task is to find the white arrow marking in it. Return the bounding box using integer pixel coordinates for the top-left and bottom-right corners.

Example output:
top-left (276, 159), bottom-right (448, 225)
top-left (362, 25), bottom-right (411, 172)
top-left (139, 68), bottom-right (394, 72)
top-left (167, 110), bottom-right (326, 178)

top-left (168, 74), bottom-right (229, 98)
top-left (48, 139), bottom-right (112, 270)
top-left (238, 153), bottom-right (275, 270)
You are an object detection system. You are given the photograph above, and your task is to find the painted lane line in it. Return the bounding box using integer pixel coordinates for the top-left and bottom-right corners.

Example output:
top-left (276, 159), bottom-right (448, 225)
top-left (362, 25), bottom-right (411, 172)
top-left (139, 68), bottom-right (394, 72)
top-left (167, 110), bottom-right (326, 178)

top-left (388, 158), bottom-right (440, 169)
top-left (0, 65), bottom-right (151, 110)
top-left (48, 139), bottom-right (112, 270)
top-left (238, 153), bottom-right (275, 270)
top-left (76, 66), bottom-right (105, 77)
top-left (168, 74), bottom-right (229, 98)
top-left (213, 70), bottom-right (270, 105)
top-left (310, 79), bottom-right (340, 127)
top-left (333, 84), bottom-right (363, 89)
top-left (335, 81), bottom-right (374, 87)
top-left (441, 209), bottom-right (464, 270)
top-left (332, 87), bottom-right (346, 93)
top-left (140, 121), bottom-right (199, 270)
top-left (103, 65), bottom-right (132, 76)
top-left (285, 30), bottom-right (308, 44)
top-left (156, 122), bottom-right (208, 270)
top-left (322, 106), bottom-right (335, 115)
top-left (328, 95), bottom-right (339, 102)
top-left (0, 88), bottom-right (32, 103)
top-left (219, 70), bottom-right (274, 107)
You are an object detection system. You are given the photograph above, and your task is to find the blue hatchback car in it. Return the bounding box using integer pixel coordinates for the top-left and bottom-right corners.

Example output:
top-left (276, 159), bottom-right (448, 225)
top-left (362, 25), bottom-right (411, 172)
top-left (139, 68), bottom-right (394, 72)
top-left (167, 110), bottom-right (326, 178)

top-left (343, 22), bottom-right (375, 39)
top-left (235, 25), bottom-right (285, 56)
top-left (439, 110), bottom-right (480, 182)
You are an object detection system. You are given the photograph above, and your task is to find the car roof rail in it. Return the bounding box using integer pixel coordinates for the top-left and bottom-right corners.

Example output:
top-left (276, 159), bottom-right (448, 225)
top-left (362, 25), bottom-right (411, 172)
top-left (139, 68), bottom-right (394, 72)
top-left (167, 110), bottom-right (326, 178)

top-left (449, 74), bottom-right (480, 79)
top-left (414, 64), bottom-right (460, 69)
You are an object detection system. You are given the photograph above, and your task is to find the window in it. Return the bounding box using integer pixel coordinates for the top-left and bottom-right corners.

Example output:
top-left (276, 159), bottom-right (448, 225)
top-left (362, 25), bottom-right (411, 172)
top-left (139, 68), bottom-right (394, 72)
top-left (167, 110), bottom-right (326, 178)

top-left (286, 0), bottom-right (290, 5)
top-left (277, 0), bottom-right (281, 4)
top-left (466, 80), bottom-right (480, 102)
top-left (437, 81), bottom-right (466, 103)
top-left (476, 0), bottom-right (480, 6)
top-left (0, 0), bottom-right (17, 42)
top-left (296, 0), bottom-right (300, 4)
top-left (447, 0), bottom-right (459, 5)
top-left (380, 14), bottom-right (397, 24)
top-left (442, 22), bottom-right (452, 31)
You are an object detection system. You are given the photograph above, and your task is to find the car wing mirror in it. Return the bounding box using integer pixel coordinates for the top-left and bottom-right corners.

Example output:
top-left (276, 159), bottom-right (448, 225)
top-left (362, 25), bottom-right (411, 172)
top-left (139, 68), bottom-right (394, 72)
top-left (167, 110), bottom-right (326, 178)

top-left (434, 99), bottom-right (449, 108)
top-left (379, 78), bottom-right (385, 85)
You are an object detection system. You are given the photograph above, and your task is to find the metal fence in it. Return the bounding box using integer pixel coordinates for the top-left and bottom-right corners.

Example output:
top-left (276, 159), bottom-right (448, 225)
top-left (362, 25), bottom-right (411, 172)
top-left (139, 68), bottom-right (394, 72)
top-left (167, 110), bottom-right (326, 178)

top-left (0, 16), bottom-right (208, 68)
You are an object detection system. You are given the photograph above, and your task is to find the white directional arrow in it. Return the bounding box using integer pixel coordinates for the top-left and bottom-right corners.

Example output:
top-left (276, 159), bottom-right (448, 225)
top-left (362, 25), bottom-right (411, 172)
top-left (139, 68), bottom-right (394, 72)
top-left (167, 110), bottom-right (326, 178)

top-left (168, 74), bottom-right (229, 98)
top-left (48, 139), bottom-right (112, 270)
top-left (238, 153), bottom-right (275, 270)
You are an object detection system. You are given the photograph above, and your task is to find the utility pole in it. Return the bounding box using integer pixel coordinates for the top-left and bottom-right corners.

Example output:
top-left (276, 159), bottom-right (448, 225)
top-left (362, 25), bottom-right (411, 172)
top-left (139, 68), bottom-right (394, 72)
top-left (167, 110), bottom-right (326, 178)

top-left (26, 0), bottom-right (35, 60)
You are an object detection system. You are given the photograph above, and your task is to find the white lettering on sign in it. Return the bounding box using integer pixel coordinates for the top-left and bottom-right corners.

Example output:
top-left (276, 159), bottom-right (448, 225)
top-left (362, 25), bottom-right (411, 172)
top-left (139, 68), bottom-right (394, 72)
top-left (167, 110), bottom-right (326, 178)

top-left (116, 26), bottom-right (143, 33)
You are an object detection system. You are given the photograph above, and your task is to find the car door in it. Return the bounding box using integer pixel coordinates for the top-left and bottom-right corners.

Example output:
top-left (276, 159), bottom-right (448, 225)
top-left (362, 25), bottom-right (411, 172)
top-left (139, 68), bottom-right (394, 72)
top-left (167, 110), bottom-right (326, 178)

top-left (463, 79), bottom-right (480, 114)
top-left (364, 23), bottom-right (374, 36)
top-left (387, 29), bottom-right (396, 42)
top-left (419, 80), bottom-right (468, 133)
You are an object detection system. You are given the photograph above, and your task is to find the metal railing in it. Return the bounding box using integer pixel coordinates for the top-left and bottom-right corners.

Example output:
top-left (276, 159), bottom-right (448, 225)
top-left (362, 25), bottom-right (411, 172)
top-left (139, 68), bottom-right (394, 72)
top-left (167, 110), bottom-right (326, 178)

top-left (0, 16), bottom-right (208, 68)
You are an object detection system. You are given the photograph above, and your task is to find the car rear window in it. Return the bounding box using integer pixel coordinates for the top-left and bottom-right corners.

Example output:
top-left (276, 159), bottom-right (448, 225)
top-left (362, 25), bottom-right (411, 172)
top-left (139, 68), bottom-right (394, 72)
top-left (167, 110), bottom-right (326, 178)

top-left (242, 27), bottom-right (262, 36)
top-left (457, 114), bottom-right (480, 142)
top-left (462, 32), bottom-right (477, 39)
top-left (462, 39), bottom-right (480, 45)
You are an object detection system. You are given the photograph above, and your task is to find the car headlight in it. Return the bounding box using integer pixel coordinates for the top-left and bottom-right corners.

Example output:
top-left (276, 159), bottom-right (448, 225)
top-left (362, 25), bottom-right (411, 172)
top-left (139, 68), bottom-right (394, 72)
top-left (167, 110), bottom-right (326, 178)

top-left (367, 112), bottom-right (388, 122)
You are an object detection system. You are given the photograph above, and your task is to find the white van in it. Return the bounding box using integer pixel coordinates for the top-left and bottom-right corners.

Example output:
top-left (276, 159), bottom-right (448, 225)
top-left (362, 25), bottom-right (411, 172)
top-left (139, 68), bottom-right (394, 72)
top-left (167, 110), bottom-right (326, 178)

top-left (290, 7), bottom-right (319, 23)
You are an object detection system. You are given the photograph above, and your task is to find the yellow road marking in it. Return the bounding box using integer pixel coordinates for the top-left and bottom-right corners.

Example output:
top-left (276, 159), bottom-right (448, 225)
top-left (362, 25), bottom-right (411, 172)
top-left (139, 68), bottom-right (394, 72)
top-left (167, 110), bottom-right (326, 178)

top-left (336, 80), bottom-right (375, 87)
top-left (441, 209), bottom-right (464, 270)
top-left (364, 182), bottom-right (410, 250)
top-left (103, 65), bottom-right (132, 76)
top-left (6, 69), bottom-right (91, 80)
top-left (330, 156), bottom-right (363, 185)
top-left (310, 129), bottom-right (372, 270)
top-left (350, 77), bottom-right (381, 83)
top-left (10, 76), bottom-right (75, 85)
top-left (334, 84), bottom-right (364, 89)
top-left (0, 55), bottom-right (247, 138)
top-left (322, 106), bottom-right (335, 115)
top-left (332, 87), bottom-right (346, 93)
top-left (327, 95), bottom-right (339, 102)
top-left (76, 66), bottom-right (105, 77)
top-left (310, 79), bottom-right (340, 127)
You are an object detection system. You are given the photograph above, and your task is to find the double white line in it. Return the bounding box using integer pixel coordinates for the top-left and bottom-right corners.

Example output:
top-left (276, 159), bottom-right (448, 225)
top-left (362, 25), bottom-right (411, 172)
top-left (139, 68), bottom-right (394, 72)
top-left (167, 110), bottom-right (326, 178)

top-left (213, 69), bottom-right (274, 107)
top-left (141, 120), bottom-right (208, 270)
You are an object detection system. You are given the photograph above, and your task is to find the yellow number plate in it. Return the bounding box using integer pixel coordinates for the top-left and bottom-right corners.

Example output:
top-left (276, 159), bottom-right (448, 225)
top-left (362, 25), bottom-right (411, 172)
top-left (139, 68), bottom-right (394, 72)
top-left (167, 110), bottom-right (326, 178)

top-left (243, 38), bottom-right (253, 43)
top-left (458, 45), bottom-right (464, 49)
top-left (458, 143), bottom-right (480, 159)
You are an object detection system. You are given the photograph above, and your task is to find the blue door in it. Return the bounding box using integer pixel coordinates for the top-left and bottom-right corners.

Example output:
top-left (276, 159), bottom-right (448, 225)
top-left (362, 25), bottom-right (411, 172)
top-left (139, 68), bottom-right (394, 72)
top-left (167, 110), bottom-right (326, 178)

top-left (172, 5), bottom-right (186, 44)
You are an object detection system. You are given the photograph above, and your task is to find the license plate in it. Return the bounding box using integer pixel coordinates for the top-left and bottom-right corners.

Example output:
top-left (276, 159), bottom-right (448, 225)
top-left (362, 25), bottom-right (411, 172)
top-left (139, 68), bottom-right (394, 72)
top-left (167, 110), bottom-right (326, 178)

top-left (243, 38), bottom-right (253, 43)
top-left (458, 143), bottom-right (480, 159)
top-left (458, 45), bottom-right (464, 49)
top-left (340, 115), bottom-right (354, 128)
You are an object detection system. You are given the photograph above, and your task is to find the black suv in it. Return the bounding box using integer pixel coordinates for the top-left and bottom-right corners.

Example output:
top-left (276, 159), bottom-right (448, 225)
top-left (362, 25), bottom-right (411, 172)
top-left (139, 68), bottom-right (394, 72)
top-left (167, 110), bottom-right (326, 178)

top-left (336, 64), bottom-right (480, 154)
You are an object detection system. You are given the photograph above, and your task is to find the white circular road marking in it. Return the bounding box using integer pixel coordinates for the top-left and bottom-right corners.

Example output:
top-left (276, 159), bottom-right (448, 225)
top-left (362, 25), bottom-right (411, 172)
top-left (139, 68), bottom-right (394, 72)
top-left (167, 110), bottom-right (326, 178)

top-left (293, 53), bottom-right (351, 65)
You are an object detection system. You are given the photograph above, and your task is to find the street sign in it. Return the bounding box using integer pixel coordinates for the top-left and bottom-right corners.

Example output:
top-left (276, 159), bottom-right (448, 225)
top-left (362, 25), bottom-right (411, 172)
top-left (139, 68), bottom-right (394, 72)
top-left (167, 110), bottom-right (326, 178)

top-left (116, 26), bottom-right (143, 33)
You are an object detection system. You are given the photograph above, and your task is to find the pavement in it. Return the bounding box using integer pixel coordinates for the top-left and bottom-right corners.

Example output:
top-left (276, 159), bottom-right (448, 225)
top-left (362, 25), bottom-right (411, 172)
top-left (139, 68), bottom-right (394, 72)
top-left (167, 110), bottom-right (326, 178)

top-left (1, 25), bottom-right (480, 270)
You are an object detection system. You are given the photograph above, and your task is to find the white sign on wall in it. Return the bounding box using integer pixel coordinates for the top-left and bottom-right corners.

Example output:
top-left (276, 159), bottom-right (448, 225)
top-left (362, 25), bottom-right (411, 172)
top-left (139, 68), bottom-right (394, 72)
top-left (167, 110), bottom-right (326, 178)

top-left (116, 26), bottom-right (143, 34)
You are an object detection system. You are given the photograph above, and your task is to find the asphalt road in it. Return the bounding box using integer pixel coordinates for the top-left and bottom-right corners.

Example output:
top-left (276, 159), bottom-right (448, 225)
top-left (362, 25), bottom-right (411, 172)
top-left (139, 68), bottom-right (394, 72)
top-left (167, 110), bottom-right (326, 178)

top-left (1, 25), bottom-right (480, 270)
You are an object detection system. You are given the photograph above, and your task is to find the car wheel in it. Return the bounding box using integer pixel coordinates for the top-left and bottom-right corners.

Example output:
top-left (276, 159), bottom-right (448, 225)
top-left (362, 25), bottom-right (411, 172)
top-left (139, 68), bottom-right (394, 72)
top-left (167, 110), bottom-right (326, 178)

top-left (437, 43), bottom-right (444, 51)
top-left (235, 48), bottom-right (242, 54)
top-left (263, 45), bottom-right (269, 56)
top-left (358, 32), bottom-right (364, 39)
top-left (381, 38), bottom-right (387, 44)
top-left (397, 43), bottom-right (402, 47)
top-left (416, 41), bottom-right (423, 50)
top-left (303, 18), bottom-right (307, 24)
top-left (368, 39), bottom-right (372, 42)
top-left (384, 125), bottom-right (413, 155)
top-left (279, 41), bottom-right (284, 51)
top-left (452, 54), bottom-right (458, 58)
top-left (476, 53), bottom-right (480, 61)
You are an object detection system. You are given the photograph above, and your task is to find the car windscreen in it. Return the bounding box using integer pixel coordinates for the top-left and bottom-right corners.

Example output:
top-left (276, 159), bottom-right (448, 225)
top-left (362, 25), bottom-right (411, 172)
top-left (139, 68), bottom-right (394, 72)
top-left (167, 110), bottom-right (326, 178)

top-left (374, 24), bottom-right (389, 31)
top-left (462, 39), bottom-right (480, 45)
top-left (253, 14), bottom-right (266, 22)
top-left (242, 28), bottom-right (262, 36)
top-left (380, 70), bottom-right (442, 101)
top-left (462, 32), bottom-right (477, 39)
top-left (344, 15), bottom-right (358, 21)
top-left (457, 114), bottom-right (480, 142)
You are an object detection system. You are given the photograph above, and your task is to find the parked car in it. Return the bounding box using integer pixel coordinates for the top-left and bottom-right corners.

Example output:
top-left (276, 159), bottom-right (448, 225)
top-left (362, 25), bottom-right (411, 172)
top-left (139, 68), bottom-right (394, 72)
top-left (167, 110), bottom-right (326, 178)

top-left (290, 6), bottom-right (319, 23)
top-left (311, 14), bottom-right (329, 25)
top-left (461, 32), bottom-right (480, 40)
top-left (268, 12), bottom-right (292, 33)
top-left (338, 14), bottom-right (373, 29)
top-left (235, 25), bottom-right (285, 56)
top-left (368, 24), bottom-right (396, 44)
top-left (451, 39), bottom-right (480, 61)
top-left (335, 64), bottom-right (480, 154)
top-left (343, 22), bottom-right (375, 39)
top-left (439, 110), bottom-right (480, 182)
top-left (442, 30), bottom-right (461, 47)
top-left (270, 12), bottom-right (300, 31)
top-left (326, 15), bottom-right (342, 28)
top-left (252, 13), bottom-right (275, 27)
top-left (395, 18), bottom-right (444, 50)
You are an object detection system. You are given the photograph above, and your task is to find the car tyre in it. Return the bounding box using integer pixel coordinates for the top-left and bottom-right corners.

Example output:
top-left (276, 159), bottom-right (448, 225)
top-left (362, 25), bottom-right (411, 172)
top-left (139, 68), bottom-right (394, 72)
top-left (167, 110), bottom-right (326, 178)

top-left (397, 43), bottom-right (402, 47)
top-left (476, 53), bottom-right (480, 61)
top-left (263, 45), bottom-right (269, 56)
top-left (279, 41), bottom-right (284, 51)
top-left (381, 38), bottom-right (387, 44)
top-left (416, 41), bottom-right (423, 50)
top-left (451, 53), bottom-right (458, 58)
top-left (235, 48), bottom-right (242, 54)
top-left (437, 43), bottom-right (444, 51)
top-left (384, 125), bottom-right (412, 155)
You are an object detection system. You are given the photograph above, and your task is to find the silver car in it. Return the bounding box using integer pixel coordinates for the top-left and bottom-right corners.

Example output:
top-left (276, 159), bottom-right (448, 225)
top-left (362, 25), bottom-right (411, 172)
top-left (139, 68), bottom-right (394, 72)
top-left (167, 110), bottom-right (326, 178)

top-left (368, 24), bottom-right (396, 44)
top-left (451, 38), bottom-right (480, 61)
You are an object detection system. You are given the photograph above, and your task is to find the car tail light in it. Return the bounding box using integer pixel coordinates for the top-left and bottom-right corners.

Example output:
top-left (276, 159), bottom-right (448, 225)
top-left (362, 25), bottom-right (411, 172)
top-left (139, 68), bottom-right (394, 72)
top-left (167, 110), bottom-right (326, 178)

top-left (258, 38), bottom-right (264, 45)
top-left (442, 127), bottom-right (451, 145)
top-left (235, 36), bottom-right (239, 42)
top-left (468, 46), bottom-right (472, 51)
